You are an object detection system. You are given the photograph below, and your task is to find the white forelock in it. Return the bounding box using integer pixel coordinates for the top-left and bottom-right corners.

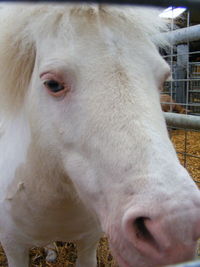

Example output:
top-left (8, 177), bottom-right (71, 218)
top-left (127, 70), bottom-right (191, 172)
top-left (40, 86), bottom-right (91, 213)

top-left (0, 3), bottom-right (168, 114)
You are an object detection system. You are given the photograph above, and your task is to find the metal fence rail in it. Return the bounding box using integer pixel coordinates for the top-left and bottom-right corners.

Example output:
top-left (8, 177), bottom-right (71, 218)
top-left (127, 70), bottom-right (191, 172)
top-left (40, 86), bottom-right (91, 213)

top-left (164, 113), bottom-right (200, 130)
top-left (163, 25), bottom-right (200, 45)
top-left (168, 261), bottom-right (200, 267)
top-left (0, 0), bottom-right (200, 9)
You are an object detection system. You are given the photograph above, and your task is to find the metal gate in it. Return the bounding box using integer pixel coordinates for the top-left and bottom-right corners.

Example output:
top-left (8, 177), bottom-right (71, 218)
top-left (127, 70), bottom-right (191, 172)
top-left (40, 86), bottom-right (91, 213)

top-left (159, 7), bottom-right (200, 190)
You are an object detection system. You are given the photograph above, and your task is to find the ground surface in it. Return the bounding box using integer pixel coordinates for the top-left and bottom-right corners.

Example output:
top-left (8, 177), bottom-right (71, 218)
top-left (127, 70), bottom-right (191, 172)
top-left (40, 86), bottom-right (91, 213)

top-left (0, 130), bottom-right (200, 266)
top-left (170, 130), bottom-right (200, 187)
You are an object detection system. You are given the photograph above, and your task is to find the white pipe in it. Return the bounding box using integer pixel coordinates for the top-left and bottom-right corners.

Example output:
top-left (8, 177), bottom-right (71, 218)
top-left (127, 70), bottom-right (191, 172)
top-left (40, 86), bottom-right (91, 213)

top-left (163, 25), bottom-right (200, 45)
top-left (164, 112), bottom-right (200, 130)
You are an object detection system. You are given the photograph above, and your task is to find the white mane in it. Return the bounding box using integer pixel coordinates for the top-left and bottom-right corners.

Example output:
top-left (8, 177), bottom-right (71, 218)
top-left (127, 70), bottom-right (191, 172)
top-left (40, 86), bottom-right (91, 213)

top-left (0, 4), bottom-right (167, 114)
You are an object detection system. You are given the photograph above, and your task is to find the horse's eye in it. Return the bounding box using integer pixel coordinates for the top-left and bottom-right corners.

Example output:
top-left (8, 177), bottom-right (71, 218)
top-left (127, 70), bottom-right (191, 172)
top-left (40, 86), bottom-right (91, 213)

top-left (44, 80), bottom-right (65, 93)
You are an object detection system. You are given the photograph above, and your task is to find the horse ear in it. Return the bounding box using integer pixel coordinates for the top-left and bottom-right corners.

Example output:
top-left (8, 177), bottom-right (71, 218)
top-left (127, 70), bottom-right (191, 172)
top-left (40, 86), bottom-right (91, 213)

top-left (0, 20), bottom-right (35, 115)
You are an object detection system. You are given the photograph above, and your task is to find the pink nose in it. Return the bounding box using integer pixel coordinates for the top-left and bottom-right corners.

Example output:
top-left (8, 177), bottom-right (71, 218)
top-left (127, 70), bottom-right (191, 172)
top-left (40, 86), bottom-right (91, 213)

top-left (122, 204), bottom-right (200, 265)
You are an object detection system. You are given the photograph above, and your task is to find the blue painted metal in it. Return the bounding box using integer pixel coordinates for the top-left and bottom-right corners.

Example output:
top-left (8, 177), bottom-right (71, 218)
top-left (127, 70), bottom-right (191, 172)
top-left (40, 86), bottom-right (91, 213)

top-left (170, 261), bottom-right (200, 266)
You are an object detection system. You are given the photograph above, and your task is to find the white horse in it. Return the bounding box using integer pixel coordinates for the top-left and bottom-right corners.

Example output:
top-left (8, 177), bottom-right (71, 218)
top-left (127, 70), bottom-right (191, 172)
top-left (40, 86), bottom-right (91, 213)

top-left (0, 4), bottom-right (200, 267)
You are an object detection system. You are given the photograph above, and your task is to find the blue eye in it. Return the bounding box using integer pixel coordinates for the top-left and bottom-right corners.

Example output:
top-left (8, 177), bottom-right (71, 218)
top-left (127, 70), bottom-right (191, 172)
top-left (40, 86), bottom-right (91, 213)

top-left (44, 80), bottom-right (64, 93)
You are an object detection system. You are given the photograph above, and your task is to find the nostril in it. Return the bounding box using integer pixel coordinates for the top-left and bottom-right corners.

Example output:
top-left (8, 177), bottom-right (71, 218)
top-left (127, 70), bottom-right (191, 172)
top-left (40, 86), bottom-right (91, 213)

top-left (123, 206), bottom-right (200, 264)
top-left (134, 217), bottom-right (151, 241)
top-left (122, 211), bottom-right (172, 259)
top-left (133, 217), bottom-right (159, 250)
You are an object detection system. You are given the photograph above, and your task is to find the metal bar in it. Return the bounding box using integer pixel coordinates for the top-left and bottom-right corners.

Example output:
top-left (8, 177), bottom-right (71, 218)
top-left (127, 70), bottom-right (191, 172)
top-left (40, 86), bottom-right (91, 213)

top-left (168, 260), bottom-right (200, 266)
top-left (161, 102), bottom-right (200, 108)
top-left (0, 0), bottom-right (200, 9)
top-left (163, 51), bottom-right (200, 58)
top-left (166, 78), bottom-right (200, 81)
top-left (193, 179), bottom-right (200, 184)
top-left (169, 126), bottom-right (200, 132)
top-left (176, 151), bottom-right (200, 160)
top-left (164, 112), bottom-right (200, 130)
top-left (163, 25), bottom-right (200, 45)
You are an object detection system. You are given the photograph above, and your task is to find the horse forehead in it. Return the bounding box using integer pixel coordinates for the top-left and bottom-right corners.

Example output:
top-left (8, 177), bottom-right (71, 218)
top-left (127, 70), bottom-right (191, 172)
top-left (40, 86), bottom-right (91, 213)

top-left (35, 19), bottom-right (166, 82)
top-left (36, 17), bottom-right (136, 56)
top-left (37, 30), bottom-right (154, 68)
